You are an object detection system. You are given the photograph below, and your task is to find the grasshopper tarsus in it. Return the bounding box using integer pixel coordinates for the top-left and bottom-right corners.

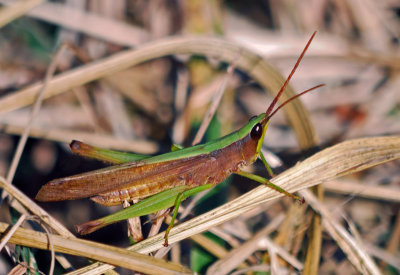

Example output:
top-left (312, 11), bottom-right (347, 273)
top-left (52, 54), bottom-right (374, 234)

top-left (70, 140), bottom-right (91, 158)
top-left (163, 241), bottom-right (169, 247)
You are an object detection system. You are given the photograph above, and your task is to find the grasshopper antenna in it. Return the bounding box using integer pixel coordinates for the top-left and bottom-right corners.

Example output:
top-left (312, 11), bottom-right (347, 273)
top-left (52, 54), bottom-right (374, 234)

top-left (268, 84), bottom-right (325, 120)
top-left (265, 31), bottom-right (317, 118)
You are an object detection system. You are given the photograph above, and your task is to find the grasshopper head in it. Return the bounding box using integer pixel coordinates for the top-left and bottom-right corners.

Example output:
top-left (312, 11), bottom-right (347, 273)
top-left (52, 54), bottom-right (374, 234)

top-left (237, 32), bottom-right (323, 164)
top-left (251, 31), bottom-right (323, 155)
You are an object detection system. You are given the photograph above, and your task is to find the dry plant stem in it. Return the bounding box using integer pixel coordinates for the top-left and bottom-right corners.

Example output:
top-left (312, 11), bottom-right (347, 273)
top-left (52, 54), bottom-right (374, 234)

top-left (386, 209), bottom-right (400, 266)
top-left (1, 124), bottom-right (158, 154)
top-left (0, 176), bottom-right (77, 268)
top-left (42, 226), bottom-right (55, 275)
top-left (0, 36), bottom-right (316, 149)
top-left (0, 214), bottom-right (26, 252)
top-left (191, 235), bottom-right (247, 271)
top-left (26, 217), bottom-right (56, 275)
top-left (291, 211), bottom-right (311, 260)
top-left (324, 180), bottom-right (400, 202)
top-left (11, 262), bottom-right (42, 275)
top-left (0, 223), bottom-right (190, 275)
top-left (268, 243), bottom-right (279, 275)
top-left (273, 201), bottom-right (306, 250)
top-left (123, 200), bottom-right (143, 242)
top-left (1, 176), bottom-right (111, 274)
top-left (304, 185), bottom-right (323, 275)
top-left (180, 189), bottom-right (209, 219)
top-left (2, 45), bottom-right (75, 271)
top-left (364, 243), bottom-right (400, 270)
top-left (300, 189), bottom-right (381, 275)
top-left (73, 87), bottom-right (104, 133)
top-left (206, 214), bottom-right (288, 275)
top-left (260, 237), bottom-right (304, 271)
top-left (171, 244), bottom-right (181, 265)
top-left (208, 227), bottom-right (242, 248)
top-left (2, 35), bottom-right (316, 271)
top-left (0, 0), bottom-right (148, 46)
top-left (172, 69), bottom-right (189, 144)
top-left (148, 209), bottom-right (171, 239)
top-left (8, 263), bottom-right (28, 275)
top-left (1, 38), bottom-right (319, 264)
top-left (65, 135), bottom-right (400, 274)
top-left (154, 243), bottom-right (176, 259)
top-left (190, 234), bottom-right (233, 259)
top-left (230, 264), bottom-right (270, 275)
top-left (6, 44), bottom-right (67, 183)
top-left (191, 57), bottom-right (237, 145)
top-left (0, 0), bottom-right (45, 28)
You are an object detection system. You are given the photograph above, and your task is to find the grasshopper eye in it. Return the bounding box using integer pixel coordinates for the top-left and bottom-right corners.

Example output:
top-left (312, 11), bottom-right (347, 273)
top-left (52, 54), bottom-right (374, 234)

top-left (249, 115), bottom-right (257, 122)
top-left (250, 123), bottom-right (263, 140)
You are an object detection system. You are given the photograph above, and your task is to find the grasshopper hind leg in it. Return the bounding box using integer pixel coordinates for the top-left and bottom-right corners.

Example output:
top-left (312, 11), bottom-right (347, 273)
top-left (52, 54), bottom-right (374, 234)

top-left (163, 192), bottom-right (185, 247)
top-left (161, 184), bottom-right (214, 246)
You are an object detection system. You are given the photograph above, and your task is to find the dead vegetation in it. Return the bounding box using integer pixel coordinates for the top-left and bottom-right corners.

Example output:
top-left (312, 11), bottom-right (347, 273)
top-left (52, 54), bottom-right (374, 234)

top-left (0, 0), bottom-right (399, 274)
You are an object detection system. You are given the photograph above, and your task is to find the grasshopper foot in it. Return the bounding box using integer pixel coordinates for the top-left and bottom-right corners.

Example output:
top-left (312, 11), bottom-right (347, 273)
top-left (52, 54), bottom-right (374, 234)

top-left (163, 238), bottom-right (169, 247)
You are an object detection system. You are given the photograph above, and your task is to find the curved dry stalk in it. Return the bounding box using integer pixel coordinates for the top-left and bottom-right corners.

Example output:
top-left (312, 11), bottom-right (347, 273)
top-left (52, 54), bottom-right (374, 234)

top-left (0, 36), bottom-right (316, 148)
top-left (0, 35), bottom-right (320, 274)
top-left (74, 135), bottom-right (400, 274)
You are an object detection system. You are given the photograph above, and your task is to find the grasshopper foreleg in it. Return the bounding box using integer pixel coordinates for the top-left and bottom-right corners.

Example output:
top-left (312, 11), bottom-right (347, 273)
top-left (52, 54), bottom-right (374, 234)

top-left (259, 151), bottom-right (275, 178)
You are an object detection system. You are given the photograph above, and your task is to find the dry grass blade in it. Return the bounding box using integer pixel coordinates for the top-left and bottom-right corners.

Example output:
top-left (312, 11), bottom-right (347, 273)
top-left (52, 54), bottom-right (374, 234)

top-left (0, 0), bottom-right (149, 46)
top-left (0, 45), bottom-right (75, 271)
top-left (6, 44), bottom-right (67, 183)
top-left (0, 222), bottom-right (191, 275)
top-left (146, 136), bottom-right (399, 253)
top-left (0, 214), bottom-right (26, 252)
top-left (7, 263), bottom-right (27, 275)
top-left (0, 36), bottom-right (315, 148)
top-left (74, 135), bottom-right (400, 274)
top-left (206, 214), bottom-right (290, 275)
top-left (0, 35), bottom-right (317, 275)
top-left (0, 176), bottom-right (73, 237)
top-left (191, 57), bottom-right (237, 145)
top-left (2, 1), bottom-right (397, 274)
top-left (0, 0), bottom-right (44, 28)
top-left (324, 179), bottom-right (400, 203)
top-left (364, 243), bottom-right (400, 270)
top-left (1, 124), bottom-right (158, 154)
top-left (301, 189), bottom-right (381, 275)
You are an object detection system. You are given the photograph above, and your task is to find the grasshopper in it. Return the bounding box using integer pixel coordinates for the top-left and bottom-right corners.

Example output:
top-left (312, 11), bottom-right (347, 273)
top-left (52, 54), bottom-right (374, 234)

top-left (36, 32), bottom-right (323, 246)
